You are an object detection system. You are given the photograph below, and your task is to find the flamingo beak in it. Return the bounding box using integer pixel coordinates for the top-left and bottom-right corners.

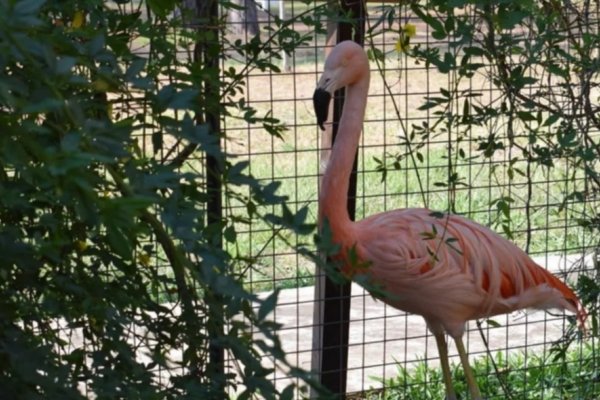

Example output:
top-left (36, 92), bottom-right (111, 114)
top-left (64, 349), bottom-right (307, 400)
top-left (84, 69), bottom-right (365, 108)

top-left (313, 88), bottom-right (331, 131)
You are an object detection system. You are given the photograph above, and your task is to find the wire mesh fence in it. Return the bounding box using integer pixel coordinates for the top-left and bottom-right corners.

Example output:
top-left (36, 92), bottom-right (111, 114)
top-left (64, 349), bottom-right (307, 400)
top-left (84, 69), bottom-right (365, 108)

top-left (18, 0), bottom-right (599, 398)
top-left (219, 1), bottom-right (600, 398)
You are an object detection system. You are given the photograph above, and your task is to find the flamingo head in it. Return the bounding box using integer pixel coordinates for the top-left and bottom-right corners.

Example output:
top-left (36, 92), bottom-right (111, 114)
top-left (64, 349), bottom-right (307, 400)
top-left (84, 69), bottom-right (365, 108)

top-left (313, 41), bottom-right (369, 131)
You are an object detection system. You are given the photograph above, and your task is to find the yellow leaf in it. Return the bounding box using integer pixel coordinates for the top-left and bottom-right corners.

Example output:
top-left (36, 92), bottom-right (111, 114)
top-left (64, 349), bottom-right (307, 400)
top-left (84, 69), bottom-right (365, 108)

top-left (395, 39), bottom-right (402, 53)
top-left (75, 240), bottom-right (88, 252)
top-left (403, 23), bottom-right (417, 38)
top-left (72, 10), bottom-right (85, 28)
top-left (395, 38), bottom-right (410, 54)
top-left (92, 78), bottom-right (111, 92)
top-left (139, 252), bottom-right (151, 267)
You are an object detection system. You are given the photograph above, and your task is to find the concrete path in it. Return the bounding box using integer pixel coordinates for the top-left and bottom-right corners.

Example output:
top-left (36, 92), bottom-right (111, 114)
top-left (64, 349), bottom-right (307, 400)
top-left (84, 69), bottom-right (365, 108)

top-left (268, 253), bottom-right (590, 394)
top-left (54, 254), bottom-right (591, 397)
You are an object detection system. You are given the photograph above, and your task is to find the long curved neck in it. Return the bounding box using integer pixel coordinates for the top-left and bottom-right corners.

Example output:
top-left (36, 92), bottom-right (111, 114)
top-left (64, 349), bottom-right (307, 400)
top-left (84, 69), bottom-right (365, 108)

top-left (319, 72), bottom-right (369, 239)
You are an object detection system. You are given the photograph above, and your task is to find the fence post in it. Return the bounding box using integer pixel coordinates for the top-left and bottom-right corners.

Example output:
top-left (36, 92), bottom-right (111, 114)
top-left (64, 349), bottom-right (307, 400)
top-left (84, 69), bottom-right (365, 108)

top-left (311, 1), bottom-right (366, 398)
top-left (194, 0), bottom-right (225, 396)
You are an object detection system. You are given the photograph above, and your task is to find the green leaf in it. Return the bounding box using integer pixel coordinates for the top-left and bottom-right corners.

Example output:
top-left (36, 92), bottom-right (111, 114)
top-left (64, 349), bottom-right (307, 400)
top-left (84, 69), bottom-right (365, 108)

top-left (258, 290), bottom-right (279, 321)
top-left (22, 98), bottom-right (63, 114)
top-left (105, 223), bottom-right (133, 259)
top-left (13, 0), bottom-right (46, 15)
top-left (157, 85), bottom-right (198, 111)
top-left (419, 96), bottom-right (449, 110)
top-left (223, 225), bottom-right (237, 243)
top-left (517, 111), bottom-right (537, 122)
top-left (486, 319), bottom-right (502, 328)
top-left (152, 130), bottom-right (163, 153)
top-left (55, 56), bottom-right (77, 75)
top-left (497, 9), bottom-right (527, 30)
top-left (280, 385), bottom-right (295, 400)
top-left (367, 47), bottom-right (385, 62)
top-left (543, 113), bottom-right (560, 127)
top-left (412, 5), bottom-right (446, 39)
top-left (147, 0), bottom-right (176, 17)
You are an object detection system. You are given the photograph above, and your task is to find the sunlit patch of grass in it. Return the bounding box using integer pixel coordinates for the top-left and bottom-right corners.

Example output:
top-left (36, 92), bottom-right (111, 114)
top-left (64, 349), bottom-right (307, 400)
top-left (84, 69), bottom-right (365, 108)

top-left (226, 140), bottom-right (590, 293)
top-left (356, 147), bottom-right (590, 254)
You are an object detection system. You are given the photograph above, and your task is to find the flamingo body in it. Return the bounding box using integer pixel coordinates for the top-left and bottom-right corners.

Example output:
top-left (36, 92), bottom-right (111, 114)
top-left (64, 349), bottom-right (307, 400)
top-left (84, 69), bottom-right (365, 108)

top-left (355, 208), bottom-right (580, 338)
top-left (313, 41), bottom-right (585, 399)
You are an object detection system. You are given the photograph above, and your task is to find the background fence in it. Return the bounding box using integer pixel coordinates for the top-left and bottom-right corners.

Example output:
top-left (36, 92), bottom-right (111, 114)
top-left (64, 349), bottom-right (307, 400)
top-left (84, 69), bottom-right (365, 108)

top-left (117, 0), bottom-right (600, 396)
top-left (215, 1), bottom-right (600, 398)
top-left (7, 0), bottom-right (598, 398)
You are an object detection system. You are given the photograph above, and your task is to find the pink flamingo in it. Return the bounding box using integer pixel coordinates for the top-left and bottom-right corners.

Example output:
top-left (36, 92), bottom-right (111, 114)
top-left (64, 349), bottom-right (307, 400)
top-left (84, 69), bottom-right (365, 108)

top-left (313, 41), bottom-right (586, 400)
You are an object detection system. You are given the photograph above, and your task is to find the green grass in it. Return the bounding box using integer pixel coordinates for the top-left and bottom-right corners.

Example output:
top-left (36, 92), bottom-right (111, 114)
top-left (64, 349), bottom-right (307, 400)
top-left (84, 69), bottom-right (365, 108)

top-left (359, 342), bottom-right (600, 400)
top-left (228, 141), bottom-right (592, 292)
top-left (157, 57), bottom-right (596, 294)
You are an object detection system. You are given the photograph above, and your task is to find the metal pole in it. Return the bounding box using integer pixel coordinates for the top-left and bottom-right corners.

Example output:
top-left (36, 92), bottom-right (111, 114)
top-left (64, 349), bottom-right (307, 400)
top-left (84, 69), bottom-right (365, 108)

top-left (311, 1), bottom-right (366, 398)
top-left (280, 0), bottom-right (288, 70)
top-left (195, 0), bottom-right (225, 396)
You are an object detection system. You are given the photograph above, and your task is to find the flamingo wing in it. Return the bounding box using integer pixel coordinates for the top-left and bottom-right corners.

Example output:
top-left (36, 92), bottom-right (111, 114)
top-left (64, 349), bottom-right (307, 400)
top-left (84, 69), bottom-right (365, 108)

top-left (354, 208), bottom-right (584, 335)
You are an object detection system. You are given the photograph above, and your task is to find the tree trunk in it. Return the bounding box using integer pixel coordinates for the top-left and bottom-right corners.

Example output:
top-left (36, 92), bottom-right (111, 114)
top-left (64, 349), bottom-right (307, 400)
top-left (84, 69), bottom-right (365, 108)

top-left (229, 0), bottom-right (260, 37)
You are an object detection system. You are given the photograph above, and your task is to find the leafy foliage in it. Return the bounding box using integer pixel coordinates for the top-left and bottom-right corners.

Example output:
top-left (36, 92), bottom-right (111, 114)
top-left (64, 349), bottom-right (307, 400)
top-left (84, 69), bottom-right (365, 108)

top-left (0, 0), bottom-right (325, 398)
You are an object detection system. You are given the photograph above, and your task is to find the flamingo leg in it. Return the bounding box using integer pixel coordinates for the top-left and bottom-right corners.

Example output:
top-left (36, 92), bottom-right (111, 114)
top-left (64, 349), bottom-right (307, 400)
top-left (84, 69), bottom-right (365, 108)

top-left (432, 330), bottom-right (457, 400)
top-left (453, 335), bottom-right (482, 400)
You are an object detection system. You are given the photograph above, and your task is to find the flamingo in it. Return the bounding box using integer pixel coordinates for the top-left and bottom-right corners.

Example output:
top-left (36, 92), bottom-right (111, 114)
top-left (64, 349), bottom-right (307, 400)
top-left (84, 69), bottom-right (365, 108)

top-left (313, 41), bottom-right (586, 400)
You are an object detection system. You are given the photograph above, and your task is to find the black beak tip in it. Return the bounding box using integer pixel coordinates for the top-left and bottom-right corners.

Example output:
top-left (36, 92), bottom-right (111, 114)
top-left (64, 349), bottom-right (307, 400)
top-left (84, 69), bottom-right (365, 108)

top-left (313, 88), bottom-right (331, 131)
